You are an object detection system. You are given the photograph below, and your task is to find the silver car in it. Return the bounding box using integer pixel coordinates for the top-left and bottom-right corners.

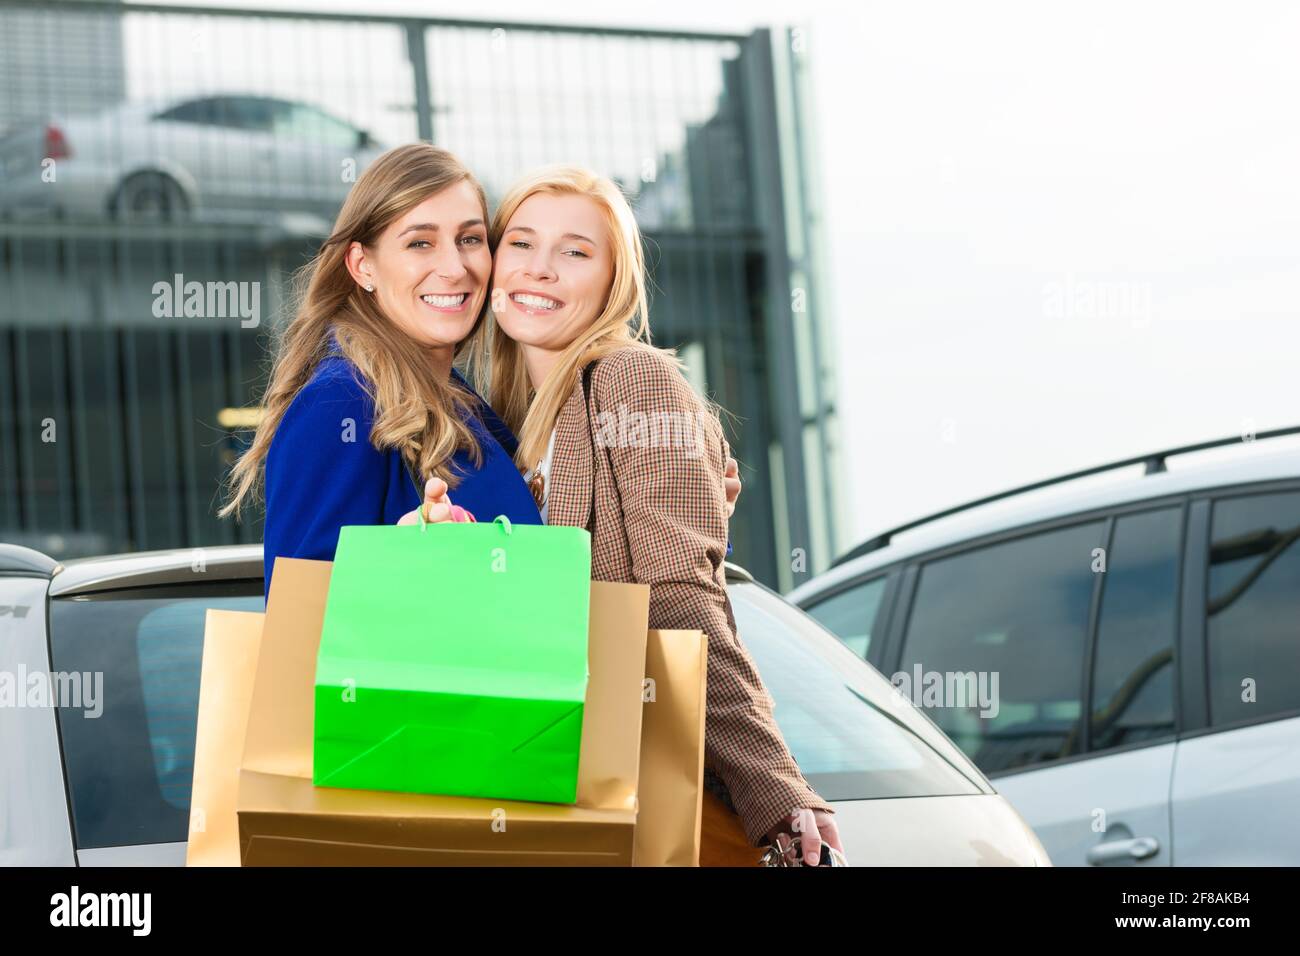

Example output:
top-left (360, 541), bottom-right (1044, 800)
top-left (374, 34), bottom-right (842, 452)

top-left (790, 428), bottom-right (1300, 866)
top-left (0, 94), bottom-right (383, 223)
top-left (0, 545), bottom-right (1048, 866)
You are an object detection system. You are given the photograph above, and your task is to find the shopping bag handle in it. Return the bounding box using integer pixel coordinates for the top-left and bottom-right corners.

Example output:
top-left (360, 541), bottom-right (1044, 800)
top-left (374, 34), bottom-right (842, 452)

top-left (415, 506), bottom-right (513, 536)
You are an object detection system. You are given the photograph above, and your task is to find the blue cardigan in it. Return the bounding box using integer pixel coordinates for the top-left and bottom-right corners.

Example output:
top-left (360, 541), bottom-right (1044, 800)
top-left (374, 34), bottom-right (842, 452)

top-left (262, 354), bottom-right (541, 592)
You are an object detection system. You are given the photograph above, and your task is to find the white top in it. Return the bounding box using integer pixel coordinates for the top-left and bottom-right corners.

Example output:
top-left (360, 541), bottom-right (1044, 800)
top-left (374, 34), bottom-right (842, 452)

top-left (524, 426), bottom-right (559, 523)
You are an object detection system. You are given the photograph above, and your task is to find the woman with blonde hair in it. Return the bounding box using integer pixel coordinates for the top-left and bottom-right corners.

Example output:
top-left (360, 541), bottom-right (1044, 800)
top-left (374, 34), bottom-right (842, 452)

top-left (476, 166), bottom-right (844, 863)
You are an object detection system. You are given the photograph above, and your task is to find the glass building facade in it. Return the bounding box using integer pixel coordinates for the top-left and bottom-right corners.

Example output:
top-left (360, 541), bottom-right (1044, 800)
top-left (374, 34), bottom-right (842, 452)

top-left (0, 0), bottom-right (843, 588)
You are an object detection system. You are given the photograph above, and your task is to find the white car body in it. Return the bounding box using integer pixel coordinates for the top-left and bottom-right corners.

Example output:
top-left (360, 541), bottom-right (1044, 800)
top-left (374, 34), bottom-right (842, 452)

top-left (791, 435), bottom-right (1300, 866)
top-left (0, 545), bottom-right (1049, 867)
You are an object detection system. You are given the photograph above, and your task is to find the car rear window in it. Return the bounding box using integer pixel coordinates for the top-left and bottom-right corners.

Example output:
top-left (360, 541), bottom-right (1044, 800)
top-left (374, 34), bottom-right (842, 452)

top-left (803, 574), bottom-right (888, 659)
top-left (729, 582), bottom-right (981, 801)
top-left (50, 581), bottom-right (262, 849)
top-left (1207, 490), bottom-right (1300, 725)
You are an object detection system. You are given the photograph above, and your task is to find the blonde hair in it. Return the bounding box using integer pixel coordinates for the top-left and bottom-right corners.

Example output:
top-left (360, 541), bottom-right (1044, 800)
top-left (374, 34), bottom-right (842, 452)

top-left (220, 143), bottom-right (490, 519)
top-left (469, 165), bottom-right (679, 473)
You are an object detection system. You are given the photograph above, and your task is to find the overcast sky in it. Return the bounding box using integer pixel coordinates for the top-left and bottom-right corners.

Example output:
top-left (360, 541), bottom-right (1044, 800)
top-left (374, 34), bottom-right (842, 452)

top-left (169, 0), bottom-right (1300, 546)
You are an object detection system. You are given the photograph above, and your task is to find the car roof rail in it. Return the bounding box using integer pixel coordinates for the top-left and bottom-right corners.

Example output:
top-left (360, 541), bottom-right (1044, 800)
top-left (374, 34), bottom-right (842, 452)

top-left (831, 423), bottom-right (1300, 568)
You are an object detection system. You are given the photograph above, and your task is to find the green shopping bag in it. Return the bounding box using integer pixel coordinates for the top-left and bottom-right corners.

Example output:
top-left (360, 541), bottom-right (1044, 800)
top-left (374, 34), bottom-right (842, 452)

top-left (313, 514), bottom-right (591, 804)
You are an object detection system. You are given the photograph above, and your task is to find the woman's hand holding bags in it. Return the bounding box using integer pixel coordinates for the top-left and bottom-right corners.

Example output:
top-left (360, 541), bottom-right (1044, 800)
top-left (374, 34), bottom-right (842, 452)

top-left (396, 476), bottom-right (476, 526)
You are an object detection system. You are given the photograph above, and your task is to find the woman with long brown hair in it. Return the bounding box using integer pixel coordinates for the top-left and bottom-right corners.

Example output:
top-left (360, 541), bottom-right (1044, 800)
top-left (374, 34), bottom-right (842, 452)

top-left (221, 144), bottom-right (542, 587)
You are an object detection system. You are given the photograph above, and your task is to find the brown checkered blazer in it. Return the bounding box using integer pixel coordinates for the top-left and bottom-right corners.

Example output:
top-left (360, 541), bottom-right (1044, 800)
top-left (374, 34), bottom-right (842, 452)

top-left (545, 343), bottom-right (833, 845)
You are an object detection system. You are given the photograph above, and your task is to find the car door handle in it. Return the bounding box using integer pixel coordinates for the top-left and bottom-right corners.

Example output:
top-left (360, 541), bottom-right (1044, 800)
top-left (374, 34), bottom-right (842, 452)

top-left (1086, 836), bottom-right (1160, 865)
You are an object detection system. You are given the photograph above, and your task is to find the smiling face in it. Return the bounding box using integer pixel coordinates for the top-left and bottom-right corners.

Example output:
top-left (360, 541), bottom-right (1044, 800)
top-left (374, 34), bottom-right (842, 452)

top-left (491, 192), bottom-right (615, 359)
top-left (346, 179), bottom-right (491, 351)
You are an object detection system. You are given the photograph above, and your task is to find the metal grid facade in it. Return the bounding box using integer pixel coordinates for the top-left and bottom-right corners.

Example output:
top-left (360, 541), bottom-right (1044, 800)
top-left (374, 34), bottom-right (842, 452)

top-left (0, 0), bottom-right (838, 585)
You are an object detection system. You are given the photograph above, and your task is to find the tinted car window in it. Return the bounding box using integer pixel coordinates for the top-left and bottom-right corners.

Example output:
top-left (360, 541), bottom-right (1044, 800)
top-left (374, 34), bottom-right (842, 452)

top-left (804, 575), bottom-right (887, 658)
top-left (156, 97), bottom-right (222, 126)
top-left (1207, 491), bottom-right (1300, 726)
top-left (898, 521), bottom-right (1104, 774)
top-left (1089, 508), bottom-right (1181, 750)
top-left (50, 582), bottom-right (263, 849)
top-left (730, 581), bottom-right (981, 801)
top-left (226, 96), bottom-right (277, 132)
top-left (158, 96), bottom-right (256, 131)
top-left (273, 103), bottom-right (360, 147)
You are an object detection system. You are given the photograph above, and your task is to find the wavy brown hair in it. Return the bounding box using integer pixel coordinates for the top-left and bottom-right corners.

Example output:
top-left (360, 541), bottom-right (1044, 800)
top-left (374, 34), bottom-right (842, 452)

top-left (220, 144), bottom-right (490, 519)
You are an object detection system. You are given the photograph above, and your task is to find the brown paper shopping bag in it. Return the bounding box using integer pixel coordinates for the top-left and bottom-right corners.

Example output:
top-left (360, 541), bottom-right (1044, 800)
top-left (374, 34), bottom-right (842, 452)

top-left (186, 609), bottom-right (264, 866)
top-left (633, 628), bottom-right (709, 866)
top-left (236, 557), bottom-right (650, 865)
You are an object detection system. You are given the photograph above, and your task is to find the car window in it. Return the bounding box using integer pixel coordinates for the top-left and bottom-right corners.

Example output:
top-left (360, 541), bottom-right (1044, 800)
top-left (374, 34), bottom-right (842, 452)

top-left (155, 97), bottom-right (222, 127)
top-left (898, 521), bottom-right (1105, 775)
top-left (273, 103), bottom-right (359, 147)
top-left (803, 575), bottom-right (887, 658)
top-left (50, 581), bottom-right (263, 850)
top-left (226, 96), bottom-right (277, 132)
top-left (1207, 490), bottom-right (1300, 726)
top-left (730, 582), bottom-right (981, 801)
top-left (1089, 508), bottom-right (1181, 750)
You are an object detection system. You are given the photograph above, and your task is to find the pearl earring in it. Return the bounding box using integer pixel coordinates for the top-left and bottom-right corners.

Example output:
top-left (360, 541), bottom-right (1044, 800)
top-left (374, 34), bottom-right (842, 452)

top-left (365, 283), bottom-right (374, 292)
